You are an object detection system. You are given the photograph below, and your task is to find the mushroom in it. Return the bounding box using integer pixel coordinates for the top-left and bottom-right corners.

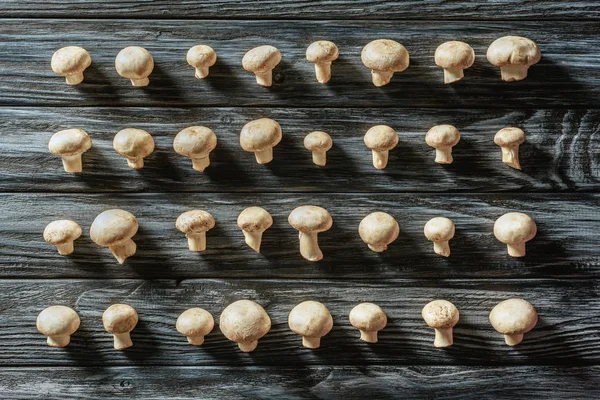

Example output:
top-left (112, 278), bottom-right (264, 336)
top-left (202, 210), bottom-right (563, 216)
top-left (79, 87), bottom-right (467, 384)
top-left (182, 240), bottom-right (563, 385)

top-left (113, 128), bottom-right (155, 169)
top-left (51, 46), bottom-right (91, 85)
top-left (176, 308), bottom-right (214, 346)
top-left (349, 302), bottom-right (387, 343)
top-left (306, 41), bottom-right (339, 84)
top-left (489, 298), bottom-right (538, 346)
top-left (219, 300), bottom-right (271, 352)
top-left (487, 36), bottom-right (541, 82)
top-left (494, 127), bottom-right (526, 170)
top-left (425, 125), bottom-right (460, 164)
top-left (288, 301), bottom-right (333, 349)
top-left (43, 220), bottom-right (82, 255)
top-left (115, 46), bottom-right (154, 87)
top-left (242, 45), bottom-right (282, 87)
top-left (304, 131), bottom-right (333, 166)
top-left (361, 39), bottom-right (410, 87)
top-left (237, 206), bottom-right (273, 253)
top-left (186, 45), bottom-right (217, 79)
top-left (424, 217), bottom-right (455, 257)
top-left (175, 210), bottom-right (215, 252)
top-left (102, 304), bottom-right (138, 350)
top-left (422, 300), bottom-right (459, 348)
top-left (434, 41), bottom-right (475, 84)
top-left (358, 212), bottom-right (400, 252)
top-left (288, 205), bottom-right (333, 262)
top-left (364, 125), bottom-right (398, 169)
top-left (36, 306), bottom-right (80, 347)
top-left (173, 126), bottom-right (218, 172)
top-left (48, 128), bottom-right (92, 173)
top-left (493, 212), bottom-right (537, 257)
top-left (90, 209), bottom-right (138, 264)
top-left (240, 118), bottom-right (282, 164)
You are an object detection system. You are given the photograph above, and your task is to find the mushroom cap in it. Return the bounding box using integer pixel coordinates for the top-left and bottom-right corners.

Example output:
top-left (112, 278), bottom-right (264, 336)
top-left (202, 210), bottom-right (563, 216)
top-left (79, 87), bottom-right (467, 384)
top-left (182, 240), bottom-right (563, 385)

top-left (435, 41), bottom-right (475, 70)
top-left (102, 304), bottom-right (139, 335)
top-left (424, 217), bottom-right (455, 242)
top-left (176, 210), bottom-right (215, 235)
top-left (219, 300), bottom-right (271, 343)
top-left (186, 45), bottom-right (217, 68)
top-left (288, 205), bottom-right (333, 234)
top-left (43, 220), bottom-right (82, 245)
top-left (173, 126), bottom-right (217, 158)
top-left (306, 41), bottom-right (339, 63)
top-left (36, 305), bottom-right (80, 337)
top-left (237, 206), bottom-right (273, 232)
top-left (486, 36), bottom-right (541, 68)
top-left (113, 128), bottom-right (155, 159)
top-left (425, 125), bottom-right (460, 148)
top-left (489, 298), bottom-right (538, 335)
top-left (493, 212), bottom-right (537, 245)
top-left (115, 46), bottom-right (154, 80)
top-left (361, 39), bottom-right (409, 72)
top-left (358, 212), bottom-right (400, 247)
top-left (48, 129), bottom-right (92, 156)
top-left (494, 127), bottom-right (526, 147)
top-left (90, 209), bottom-right (138, 247)
top-left (51, 46), bottom-right (91, 76)
top-left (304, 131), bottom-right (333, 152)
top-left (242, 45), bottom-right (282, 73)
top-left (288, 301), bottom-right (333, 338)
top-left (364, 125), bottom-right (399, 151)
top-left (176, 308), bottom-right (215, 337)
top-left (240, 118), bottom-right (282, 152)
top-left (349, 302), bottom-right (387, 332)
top-left (422, 300), bottom-right (459, 329)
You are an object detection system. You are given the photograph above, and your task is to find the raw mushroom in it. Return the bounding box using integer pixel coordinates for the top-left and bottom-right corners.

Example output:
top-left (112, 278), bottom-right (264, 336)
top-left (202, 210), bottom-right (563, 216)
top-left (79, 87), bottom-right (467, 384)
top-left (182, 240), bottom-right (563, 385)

top-left (422, 300), bottom-right (459, 348)
top-left (306, 41), bottom-right (339, 84)
top-left (102, 304), bottom-right (139, 350)
top-left (176, 308), bottom-right (214, 346)
top-left (424, 217), bottom-right (455, 257)
top-left (115, 46), bottom-right (154, 87)
top-left (90, 209), bottom-right (138, 264)
top-left (48, 128), bottom-right (92, 173)
top-left (288, 301), bottom-right (333, 349)
top-left (36, 306), bottom-right (80, 347)
top-left (43, 220), bottom-right (82, 255)
top-left (175, 210), bottom-right (215, 252)
top-left (242, 45), bottom-right (282, 87)
top-left (364, 125), bottom-right (398, 169)
top-left (361, 39), bottom-right (409, 87)
top-left (304, 131), bottom-right (333, 166)
top-left (425, 125), bottom-right (460, 164)
top-left (237, 206), bottom-right (273, 253)
top-left (288, 205), bottom-right (333, 262)
top-left (358, 212), bottom-right (400, 252)
top-left (494, 127), bottom-right (526, 170)
top-left (487, 36), bottom-right (541, 82)
top-left (349, 302), bottom-right (387, 343)
top-left (434, 41), bottom-right (475, 84)
top-left (240, 118), bottom-right (282, 164)
top-left (186, 45), bottom-right (217, 79)
top-left (219, 300), bottom-right (271, 352)
top-left (113, 128), bottom-right (155, 169)
top-left (173, 126), bottom-right (218, 172)
top-left (493, 212), bottom-right (537, 257)
top-left (51, 46), bottom-right (91, 85)
top-left (489, 298), bottom-right (538, 346)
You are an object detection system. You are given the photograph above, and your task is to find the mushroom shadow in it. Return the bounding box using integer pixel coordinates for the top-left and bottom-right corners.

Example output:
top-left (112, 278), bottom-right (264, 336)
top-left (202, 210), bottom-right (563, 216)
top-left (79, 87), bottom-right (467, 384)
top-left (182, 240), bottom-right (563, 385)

top-left (128, 224), bottom-right (176, 278)
top-left (136, 148), bottom-right (185, 185)
top-left (119, 317), bottom-right (162, 363)
top-left (74, 62), bottom-right (119, 101)
top-left (142, 63), bottom-right (186, 105)
top-left (203, 58), bottom-right (244, 95)
top-left (71, 145), bottom-right (133, 192)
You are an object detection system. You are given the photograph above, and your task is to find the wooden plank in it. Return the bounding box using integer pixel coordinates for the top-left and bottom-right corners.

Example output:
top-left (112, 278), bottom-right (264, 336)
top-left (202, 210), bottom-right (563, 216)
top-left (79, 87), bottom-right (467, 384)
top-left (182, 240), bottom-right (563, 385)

top-left (1, 20), bottom-right (598, 107)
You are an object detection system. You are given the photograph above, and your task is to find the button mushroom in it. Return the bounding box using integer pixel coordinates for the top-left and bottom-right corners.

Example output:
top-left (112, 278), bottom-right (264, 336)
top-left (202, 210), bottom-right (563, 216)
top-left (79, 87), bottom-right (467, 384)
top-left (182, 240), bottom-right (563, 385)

top-left (113, 128), bottom-right (155, 169)
top-left (349, 302), bottom-right (387, 343)
top-left (487, 36), bottom-right (541, 82)
top-left (422, 300), bottom-right (459, 348)
top-left (364, 125), bottom-right (398, 169)
top-left (306, 41), bottom-right (339, 84)
top-left (48, 128), bottom-right (92, 173)
top-left (304, 131), bottom-right (333, 167)
top-left (115, 46), bottom-right (154, 87)
top-left (494, 127), bottom-right (526, 170)
top-left (493, 212), bottom-right (537, 257)
top-left (36, 306), bottom-right (80, 347)
top-left (240, 118), bottom-right (282, 164)
top-left (219, 300), bottom-right (271, 352)
top-left (175, 210), bottom-right (215, 252)
top-left (424, 217), bottom-right (455, 257)
top-left (237, 206), bottom-right (273, 253)
top-left (358, 212), bottom-right (400, 252)
top-left (434, 41), bottom-right (475, 84)
top-left (186, 45), bottom-right (217, 79)
top-left (173, 126), bottom-right (218, 172)
top-left (361, 39), bottom-right (409, 87)
top-left (90, 209), bottom-right (138, 264)
top-left (51, 46), bottom-right (91, 85)
top-left (288, 205), bottom-right (333, 262)
top-left (102, 304), bottom-right (138, 350)
top-left (425, 125), bottom-right (460, 164)
top-left (489, 298), bottom-right (538, 346)
top-left (176, 308), bottom-right (214, 346)
top-left (288, 301), bottom-right (333, 349)
top-left (43, 220), bottom-right (82, 255)
top-left (242, 45), bottom-right (282, 87)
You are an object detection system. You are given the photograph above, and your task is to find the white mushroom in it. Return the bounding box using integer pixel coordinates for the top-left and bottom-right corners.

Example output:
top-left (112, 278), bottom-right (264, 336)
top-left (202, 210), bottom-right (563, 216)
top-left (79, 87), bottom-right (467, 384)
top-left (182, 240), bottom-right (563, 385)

top-left (219, 300), bottom-right (271, 352)
top-left (304, 131), bottom-right (333, 166)
top-left (237, 207), bottom-right (273, 253)
top-left (288, 206), bottom-right (333, 262)
top-left (176, 308), bottom-right (214, 346)
top-left (51, 46), bottom-right (91, 85)
top-left (113, 128), bottom-right (155, 169)
top-left (48, 129), bottom-right (92, 173)
top-left (102, 304), bottom-right (139, 350)
top-left (424, 217), bottom-right (455, 257)
top-left (186, 45), bottom-right (217, 79)
top-left (425, 125), bottom-right (460, 164)
top-left (173, 126), bottom-right (218, 172)
top-left (487, 36), bottom-right (541, 82)
top-left (90, 209), bottom-right (138, 264)
top-left (175, 210), bottom-right (215, 252)
top-left (493, 212), bottom-right (537, 257)
top-left (43, 220), bottom-right (82, 255)
top-left (494, 127), bottom-right (526, 170)
top-left (364, 125), bottom-right (399, 169)
top-left (489, 298), bottom-right (538, 346)
top-left (242, 45), bottom-right (282, 87)
top-left (434, 41), bottom-right (475, 84)
top-left (349, 303), bottom-right (387, 343)
top-left (36, 306), bottom-right (80, 347)
top-left (240, 118), bottom-right (282, 164)
top-left (422, 300), bottom-right (459, 348)
top-left (306, 41), bottom-right (339, 84)
top-left (115, 46), bottom-right (154, 87)
top-left (358, 212), bottom-right (400, 252)
top-left (361, 39), bottom-right (409, 86)
top-left (288, 301), bottom-right (333, 349)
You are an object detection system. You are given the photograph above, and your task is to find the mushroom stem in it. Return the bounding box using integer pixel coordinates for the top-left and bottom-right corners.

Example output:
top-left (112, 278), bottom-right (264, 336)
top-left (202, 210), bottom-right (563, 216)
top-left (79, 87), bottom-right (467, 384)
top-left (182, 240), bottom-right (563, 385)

top-left (500, 65), bottom-right (529, 82)
top-left (130, 77), bottom-right (150, 87)
top-left (302, 336), bottom-right (321, 349)
top-left (238, 340), bottom-right (258, 352)
top-left (443, 67), bottom-right (464, 84)
top-left (298, 231), bottom-right (322, 262)
top-left (315, 62), bottom-right (332, 84)
top-left (312, 150), bottom-right (327, 166)
top-left (433, 327), bottom-right (453, 348)
top-left (500, 146), bottom-right (521, 170)
top-left (371, 70), bottom-right (393, 87)
top-left (47, 334), bottom-right (71, 348)
top-left (433, 241), bottom-right (451, 257)
top-left (191, 156), bottom-right (210, 172)
top-left (108, 239), bottom-right (137, 264)
top-left (65, 73), bottom-right (84, 85)
top-left (372, 150), bottom-right (389, 169)
top-left (242, 230), bottom-right (263, 253)
top-left (360, 330), bottom-right (378, 343)
top-left (507, 243), bottom-right (527, 257)
top-left (126, 157), bottom-right (144, 169)
top-left (504, 333), bottom-right (524, 346)
top-left (61, 154), bottom-right (83, 173)
top-left (254, 71), bottom-right (273, 87)
top-left (112, 332), bottom-right (133, 350)
top-left (194, 67), bottom-right (210, 79)
top-left (187, 335), bottom-right (205, 346)
top-left (186, 232), bottom-right (207, 252)
top-left (368, 243), bottom-right (388, 252)
top-left (254, 148), bottom-right (274, 164)
top-left (55, 242), bottom-right (75, 256)
top-left (435, 149), bottom-right (453, 164)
